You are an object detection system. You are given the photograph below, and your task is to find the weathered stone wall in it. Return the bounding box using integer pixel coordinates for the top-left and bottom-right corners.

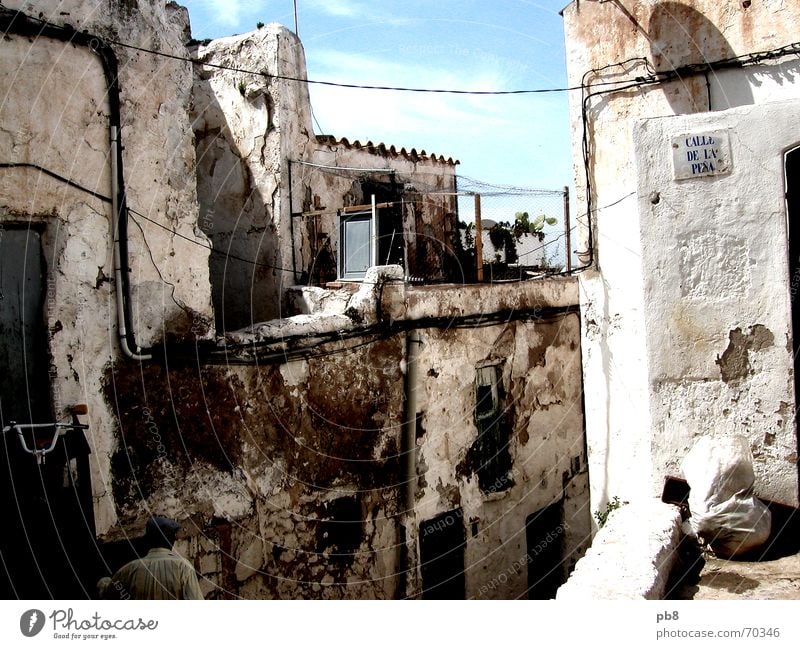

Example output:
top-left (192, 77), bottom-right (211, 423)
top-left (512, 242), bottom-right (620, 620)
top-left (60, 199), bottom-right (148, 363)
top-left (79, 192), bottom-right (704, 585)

top-left (562, 0), bottom-right (800, 510)
top-left (104, 338), bottom-right (406, 599)
top-left (0, 0), bottom-right (213, 534)
top-left (102, 278), bottom-right (589, 599)
top-left (1, 2), bottom-right (589, 599)
top-left (191, 27), bottom-right (306, 330)
top-left (411, 310), bottom-right (590, 598)
top-left (191, 28), bottom-right (459, 330)
top-left (296, 139), bottom-right (459, 286)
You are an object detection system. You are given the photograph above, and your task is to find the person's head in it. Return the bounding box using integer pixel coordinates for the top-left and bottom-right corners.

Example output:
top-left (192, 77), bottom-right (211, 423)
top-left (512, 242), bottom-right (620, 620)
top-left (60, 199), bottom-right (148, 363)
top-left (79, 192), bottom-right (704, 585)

top-left (145, 516), bottom-right (180, 550)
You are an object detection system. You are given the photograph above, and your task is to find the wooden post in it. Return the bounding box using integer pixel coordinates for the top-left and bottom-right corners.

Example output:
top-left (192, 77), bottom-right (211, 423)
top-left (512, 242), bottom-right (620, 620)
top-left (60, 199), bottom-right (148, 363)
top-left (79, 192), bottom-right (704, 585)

top-left (563, 186), bottom-right (572, 273)
top-left (474, 194), bottom-right (484, 282)
top-left (371, 194), bottom-right (378, 270)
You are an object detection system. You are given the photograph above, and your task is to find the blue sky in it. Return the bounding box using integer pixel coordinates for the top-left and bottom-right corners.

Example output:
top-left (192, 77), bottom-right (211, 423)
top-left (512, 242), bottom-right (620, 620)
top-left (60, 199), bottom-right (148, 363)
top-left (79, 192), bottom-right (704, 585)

top-left (182, 1), bottom-right (573, 192)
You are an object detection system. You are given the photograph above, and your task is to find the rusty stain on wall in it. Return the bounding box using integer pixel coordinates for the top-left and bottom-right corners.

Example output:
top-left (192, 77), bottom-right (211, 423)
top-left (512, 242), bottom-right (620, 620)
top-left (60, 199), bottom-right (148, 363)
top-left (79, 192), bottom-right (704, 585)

top-left (0, 0), bottom-right (593, 599)
top-left (99, 306), bottom-right (589, 598)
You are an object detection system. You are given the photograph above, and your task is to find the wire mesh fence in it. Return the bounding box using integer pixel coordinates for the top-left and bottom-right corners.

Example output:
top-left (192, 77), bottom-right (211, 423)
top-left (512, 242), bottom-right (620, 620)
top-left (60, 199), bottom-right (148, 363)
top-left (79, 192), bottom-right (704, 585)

top-left (455, 177), bottom-right (571, 282)
top-left (291, 162), bottom-right (574, 287)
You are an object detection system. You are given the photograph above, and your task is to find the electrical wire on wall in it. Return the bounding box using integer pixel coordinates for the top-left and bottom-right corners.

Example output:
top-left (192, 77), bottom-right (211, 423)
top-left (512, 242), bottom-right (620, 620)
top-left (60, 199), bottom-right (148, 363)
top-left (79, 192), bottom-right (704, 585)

top-left (6, 3), bottom-right (800, 366)
top-left (191, 304), bottom-right (581, 366)
top-left (576, 42), bottom-right (800, 272)
top-left (0, 162), bottom-right (572, 366)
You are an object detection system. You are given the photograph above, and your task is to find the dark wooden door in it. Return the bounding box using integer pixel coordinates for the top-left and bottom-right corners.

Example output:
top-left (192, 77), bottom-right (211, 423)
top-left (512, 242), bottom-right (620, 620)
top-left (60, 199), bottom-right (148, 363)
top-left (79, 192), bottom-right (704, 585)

top-left (525, 502), bottom-right (565, 599)
top-left (420, 509), bottom-right (466, 599)
top-left (0, 227), bottom-right (95, 598)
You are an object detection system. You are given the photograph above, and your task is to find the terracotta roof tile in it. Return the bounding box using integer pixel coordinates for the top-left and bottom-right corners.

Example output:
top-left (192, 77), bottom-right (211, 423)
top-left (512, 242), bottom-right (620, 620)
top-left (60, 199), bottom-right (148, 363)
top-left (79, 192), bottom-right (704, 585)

top-left (316, 135), bottom-right (459, 165)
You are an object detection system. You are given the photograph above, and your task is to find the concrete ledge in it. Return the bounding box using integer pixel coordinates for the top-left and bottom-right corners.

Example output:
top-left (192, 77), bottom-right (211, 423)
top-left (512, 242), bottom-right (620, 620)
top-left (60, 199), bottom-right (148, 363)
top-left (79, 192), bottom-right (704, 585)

top-left (556, 500), bottom-right (683, 600)
top-left (226, 268), bottom-right (577, 347)
top-left (383, 275), bottom-right (578, 322)
top-left (225, 266), bottom-right (404, 344)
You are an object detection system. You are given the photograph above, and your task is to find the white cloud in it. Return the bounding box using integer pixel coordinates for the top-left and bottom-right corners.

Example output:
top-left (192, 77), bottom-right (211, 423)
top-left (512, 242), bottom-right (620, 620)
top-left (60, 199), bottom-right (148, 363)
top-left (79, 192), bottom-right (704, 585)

top-left (305, 48), bottom-right (572, 190)
top-left (303, 0), bottom-right (363, 18)
top-left (307, 50), bottom-right (515, 155)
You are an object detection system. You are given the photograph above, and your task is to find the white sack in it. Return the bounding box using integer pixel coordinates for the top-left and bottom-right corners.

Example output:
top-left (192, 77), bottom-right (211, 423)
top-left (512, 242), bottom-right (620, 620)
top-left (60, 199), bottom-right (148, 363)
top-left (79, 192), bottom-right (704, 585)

top-left (681, 435), bottom-right (771, 557)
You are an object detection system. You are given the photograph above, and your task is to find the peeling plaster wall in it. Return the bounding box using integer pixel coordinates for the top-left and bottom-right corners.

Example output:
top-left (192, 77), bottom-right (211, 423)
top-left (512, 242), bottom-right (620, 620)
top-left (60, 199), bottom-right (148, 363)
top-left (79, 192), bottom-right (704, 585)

top-left (412, 311), bottom-right (590, 599)
top-left (101, 279), bottom-right (589, 599)
top-left (562, 0), bottom-right (800, 510)
top-left (104, 339), bottom-right (406, 599)
top-left (0, 0), bottom-right (213, 534)
top-left (192, 28), bottom-right (458, 330)
top-left (1, 2), bottom-right (588, 598)
top-left (191, 27), bottom-right (304, 330)
top-left (633, 101), bottom-right (800, 505)
top-left (295, 142), bottom-right (459, 286)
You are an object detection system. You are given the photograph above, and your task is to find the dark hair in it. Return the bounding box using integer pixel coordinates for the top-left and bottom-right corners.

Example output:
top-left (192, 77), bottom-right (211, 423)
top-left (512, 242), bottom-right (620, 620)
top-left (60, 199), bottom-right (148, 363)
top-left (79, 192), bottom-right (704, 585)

top-left (145, 516), bottom-right (180, 549)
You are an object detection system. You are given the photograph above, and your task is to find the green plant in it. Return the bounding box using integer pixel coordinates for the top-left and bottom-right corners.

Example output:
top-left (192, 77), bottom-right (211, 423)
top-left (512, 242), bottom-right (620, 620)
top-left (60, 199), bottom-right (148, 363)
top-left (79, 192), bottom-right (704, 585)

top-left (487, 211), bottom-right (559, 264)
top-left (458, 220), bottom-right (476, 249)
top-left (488, 222), bottom-right (517, 263)
top-left (512, 211), bottom-right (557, 239)
top-left (237, 80), bottom-right (246, 96)
top-left (594, 496), bottom-right (628, 528)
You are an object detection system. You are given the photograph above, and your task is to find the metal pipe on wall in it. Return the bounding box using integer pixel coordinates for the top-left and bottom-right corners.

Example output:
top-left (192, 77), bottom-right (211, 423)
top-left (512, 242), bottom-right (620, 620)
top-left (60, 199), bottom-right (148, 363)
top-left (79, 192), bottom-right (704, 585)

top-left (401, 330), bottom-right (422, 595)
top-left (0, 8), bottom-right (151, 360)
top-left (563, 186), bottom-right (572, 273)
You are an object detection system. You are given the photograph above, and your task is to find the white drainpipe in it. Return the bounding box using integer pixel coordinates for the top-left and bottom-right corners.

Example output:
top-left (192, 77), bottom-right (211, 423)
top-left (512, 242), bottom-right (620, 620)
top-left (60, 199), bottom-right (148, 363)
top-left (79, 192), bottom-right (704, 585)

top-left (110, 124), bottom-right (151, 362)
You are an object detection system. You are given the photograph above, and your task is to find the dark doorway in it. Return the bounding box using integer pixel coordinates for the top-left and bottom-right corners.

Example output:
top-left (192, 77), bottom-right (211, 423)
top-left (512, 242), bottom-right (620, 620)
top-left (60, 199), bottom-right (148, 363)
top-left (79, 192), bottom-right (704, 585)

top-left (316, 495), bottom-right (362, 563)
top-left (786, 147), bottom-right (800, 491)
top-left (419, 509), bottom-right (466, 599)
top-left (0, 226), bottom-right (95, 598)
top-left (525, 502), bottom-right (565, 599)
top-left (0, 228), bottom-right (51, 427)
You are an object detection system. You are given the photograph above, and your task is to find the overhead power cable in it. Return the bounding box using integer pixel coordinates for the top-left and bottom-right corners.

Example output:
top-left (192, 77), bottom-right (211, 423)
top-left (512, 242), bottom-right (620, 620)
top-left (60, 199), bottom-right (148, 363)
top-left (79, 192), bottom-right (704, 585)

top-left (7, 7), bottom-right (800, 98)
top-left (106, 37), bottom-right (603, 95)
top-left (1, 8), bottom-right (597, 95)
top-left (0, 159), bottom-right (579, 279)
top-left (0, 159), bottom-right (293, 273)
